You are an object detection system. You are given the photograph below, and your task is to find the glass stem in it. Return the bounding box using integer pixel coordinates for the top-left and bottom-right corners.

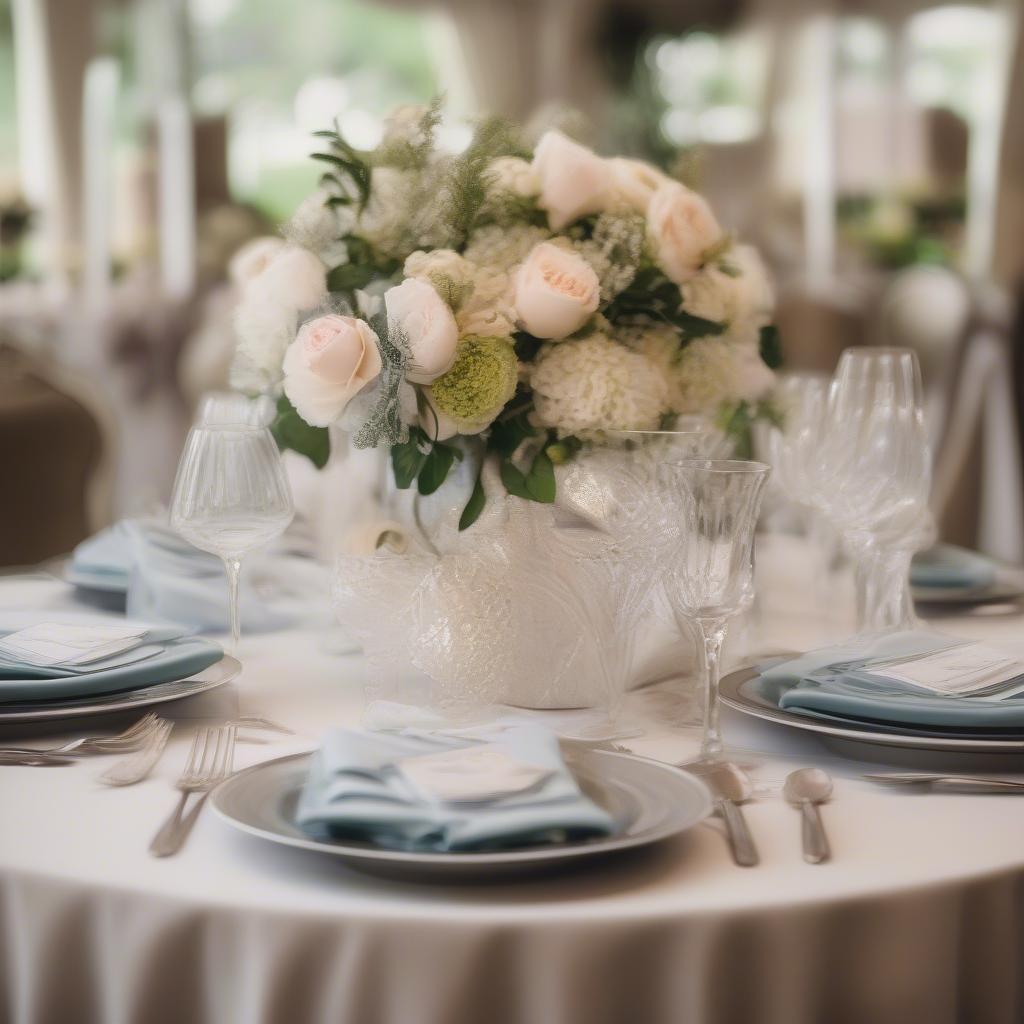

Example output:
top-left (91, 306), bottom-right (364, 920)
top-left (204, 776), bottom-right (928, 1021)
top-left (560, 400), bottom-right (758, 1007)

top-left (697, 617), bottom-right (728, 761)
top-left (864, 546), bottom-right (917, 633)
top-left (225, 557), bottom-right (242, 653)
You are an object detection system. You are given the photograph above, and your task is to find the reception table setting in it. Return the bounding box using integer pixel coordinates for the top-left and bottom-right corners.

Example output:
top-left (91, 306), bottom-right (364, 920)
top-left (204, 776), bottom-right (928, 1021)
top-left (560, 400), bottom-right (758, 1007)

top-left (3, 105), bottom-right (1024, 1024)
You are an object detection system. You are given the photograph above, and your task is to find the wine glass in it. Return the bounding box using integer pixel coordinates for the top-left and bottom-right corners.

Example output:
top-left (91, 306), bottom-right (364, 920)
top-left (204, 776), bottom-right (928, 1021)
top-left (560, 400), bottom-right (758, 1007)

top-left (170, 408), bottom-right (294, 652)
top-left (813, 348), bottom-right (932, 633)
top-left (662, 459), bottom-right (770, 764)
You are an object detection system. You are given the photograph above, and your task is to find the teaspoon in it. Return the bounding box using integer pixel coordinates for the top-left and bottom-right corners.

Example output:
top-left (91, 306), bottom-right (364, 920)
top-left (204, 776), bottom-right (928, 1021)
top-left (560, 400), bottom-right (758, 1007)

top-left (784, 768), bottom-right (833, 863)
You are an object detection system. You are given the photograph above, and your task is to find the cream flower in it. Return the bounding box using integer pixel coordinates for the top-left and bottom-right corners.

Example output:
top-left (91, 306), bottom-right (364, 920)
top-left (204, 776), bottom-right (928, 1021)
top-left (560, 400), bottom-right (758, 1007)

top-left (486, 156), bottom-right (540, 199)
top-left (463, 224), bottom-right (550, 273)
top-left (605, 157), bottom-right (672, 215)
top-left (675, 338), bottom-right (775, 415)
top-left (228, 236), bottom-right (286, 289)
top-left (530, 334), bottom-right (669, 437)
top-left (647, 182), bottom-right (723, 285)
top-left (514, 241), bottom-right (600, 340)
top-left (681, 244), bottom-right (774, 332)
top-left (532, 130), bottom-right (612, 230)
top-left (283, 315), bottom-right (382, 427)
top-left (285, 191), bottom-right (352, 266)
top-left (248, 244), bottom-right (327, 310)
top-left (385, 277), bottom-right (459, 384)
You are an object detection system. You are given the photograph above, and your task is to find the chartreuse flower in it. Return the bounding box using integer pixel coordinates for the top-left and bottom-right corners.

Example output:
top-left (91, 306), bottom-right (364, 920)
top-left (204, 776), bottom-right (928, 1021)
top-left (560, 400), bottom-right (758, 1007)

top-left (429, 335), bottom-right (518, 431)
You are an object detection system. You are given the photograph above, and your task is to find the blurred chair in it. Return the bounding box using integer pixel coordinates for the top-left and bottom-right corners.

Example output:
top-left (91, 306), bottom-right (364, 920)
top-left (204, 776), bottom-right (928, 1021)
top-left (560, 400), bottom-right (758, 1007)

top-left (930, 288), bottom-right (1024, 563)
top-left (773, 282), bottom-right (869, 374)
top-left (0, 346), bottom-right (114, 566)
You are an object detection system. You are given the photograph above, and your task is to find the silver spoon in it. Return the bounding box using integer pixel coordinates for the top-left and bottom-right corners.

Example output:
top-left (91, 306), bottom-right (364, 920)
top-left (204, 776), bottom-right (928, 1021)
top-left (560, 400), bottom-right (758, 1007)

top-left (699, 762), bottom-right (759, 867)
top-left (784, 768), bottom-right (833, 863)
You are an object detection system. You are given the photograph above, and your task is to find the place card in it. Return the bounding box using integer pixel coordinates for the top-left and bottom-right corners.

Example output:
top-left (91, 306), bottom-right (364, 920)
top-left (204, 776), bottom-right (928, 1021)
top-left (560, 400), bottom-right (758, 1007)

top-left (395, 745), bottom-right (553, 804)
top-left (868, 641), bottom-right (1024, 698)
top-left (0, 623), bottom-right (149, 668)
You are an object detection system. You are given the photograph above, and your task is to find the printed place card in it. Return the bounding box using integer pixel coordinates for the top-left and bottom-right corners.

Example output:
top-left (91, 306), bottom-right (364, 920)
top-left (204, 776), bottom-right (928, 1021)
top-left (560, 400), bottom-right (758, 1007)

top-left (395, 745), bottom-right (553, 804)
top-left (0, 623), bottom-right (148, 668)
top-left (869, 642), bottom-right (1024, 698)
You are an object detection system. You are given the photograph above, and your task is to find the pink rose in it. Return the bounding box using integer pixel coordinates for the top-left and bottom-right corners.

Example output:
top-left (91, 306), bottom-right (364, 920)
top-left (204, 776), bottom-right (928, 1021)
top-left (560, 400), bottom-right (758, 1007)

top-left (647, 181), bottom-right (723, 284)
top-left (532, 130), bottom-right (612, 231)
top-left (282, 315), bottom-right (382, 427)
top-left (513, 242), bottom-right (600, 340)
top-left (385, 278), bottom-right (459, 384)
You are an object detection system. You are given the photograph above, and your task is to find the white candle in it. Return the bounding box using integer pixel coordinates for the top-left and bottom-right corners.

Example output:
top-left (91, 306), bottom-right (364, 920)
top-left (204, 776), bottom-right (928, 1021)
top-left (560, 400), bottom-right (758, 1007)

top-left (81, 57), bottom-right (120, 311)
top-left (157, 94), bottom-right (196, 299)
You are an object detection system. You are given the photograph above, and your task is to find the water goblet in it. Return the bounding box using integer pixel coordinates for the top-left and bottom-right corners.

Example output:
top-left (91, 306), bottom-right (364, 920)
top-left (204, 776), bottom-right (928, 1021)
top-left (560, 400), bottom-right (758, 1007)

top-left (169, 414), bottom-right (294, 652)
top-left (662, 459), bottom-right (770, 764)
top-left (814, 348), bottom-right (932, 632)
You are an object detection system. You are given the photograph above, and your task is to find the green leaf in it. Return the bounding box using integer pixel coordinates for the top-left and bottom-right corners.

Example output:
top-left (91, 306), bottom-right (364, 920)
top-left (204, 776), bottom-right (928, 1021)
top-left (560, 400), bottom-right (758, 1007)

top-left (488, 410), bottom-right (536, 457)
top-left (270, 395), bottom-right (331, 469)
top-left (391, 429), bottom-right (428, 489)
top-left (458, 470), bottom-right (487, 530)
top-left (759, 324), bottom-right (783, 370)
top-left (417, 444), bottom-right (456, 495)
top-left (525, 448), bottom-right (556, 503)
top-left (499, 459), bottom-right (531, 500)
top-left (326, 262), bottom-right (376, 294)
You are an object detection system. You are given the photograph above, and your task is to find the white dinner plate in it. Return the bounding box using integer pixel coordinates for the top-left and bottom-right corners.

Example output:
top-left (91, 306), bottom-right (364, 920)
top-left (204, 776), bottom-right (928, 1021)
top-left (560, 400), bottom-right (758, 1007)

top-left (0, 654), bottom-right (240, 723)
top-left (720, 664), bottom-right (1024, 755)
top-left (211, 748), bottom-right (712, 881)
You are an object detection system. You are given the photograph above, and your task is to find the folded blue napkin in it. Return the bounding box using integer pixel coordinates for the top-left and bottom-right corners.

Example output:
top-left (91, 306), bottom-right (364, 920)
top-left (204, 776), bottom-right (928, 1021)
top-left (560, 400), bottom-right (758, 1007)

top-left (762, 631), bottom-right (1024, 728)
top-left (911, 544), bottom-right (996, 590)
top-left (72, 519), bottom-right (329, 634)
top-left (295, 726), bottom-right (616, 852)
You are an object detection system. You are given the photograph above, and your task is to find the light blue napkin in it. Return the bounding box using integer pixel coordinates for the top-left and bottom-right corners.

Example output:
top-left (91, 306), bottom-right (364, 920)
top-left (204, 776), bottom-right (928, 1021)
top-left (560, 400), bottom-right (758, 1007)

top-left (72, 519), bottom-right (328, 634)
top-left (296, 726), bottom-right (616, 852)
top-left (911, 544), bottom-right (996, 590)
top-left (761, 631), bottom-right (1024, 728)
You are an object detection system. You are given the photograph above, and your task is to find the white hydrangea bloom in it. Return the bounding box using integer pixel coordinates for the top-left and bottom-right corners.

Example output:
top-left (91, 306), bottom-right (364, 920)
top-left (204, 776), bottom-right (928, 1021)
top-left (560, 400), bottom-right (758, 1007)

top-left (285, 190), bottom-right (352, 267)
top-left (463, 224), bottom-right (550, 273)
top-left (681, 244), bottom-right (774, 336)
top-left (530, 334), bottom-right (669, 438)
top-left (617, 322), bottom-right (688, 412)
top-left (404, 248), bottom-right (473, 287)
top-left (675, 338), bottom-right (775, 415)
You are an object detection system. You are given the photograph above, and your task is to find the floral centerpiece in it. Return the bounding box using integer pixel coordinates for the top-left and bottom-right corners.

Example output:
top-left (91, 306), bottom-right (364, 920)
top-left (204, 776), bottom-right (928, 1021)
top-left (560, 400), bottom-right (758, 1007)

top-left (230, 101), bottom-right (780, 529)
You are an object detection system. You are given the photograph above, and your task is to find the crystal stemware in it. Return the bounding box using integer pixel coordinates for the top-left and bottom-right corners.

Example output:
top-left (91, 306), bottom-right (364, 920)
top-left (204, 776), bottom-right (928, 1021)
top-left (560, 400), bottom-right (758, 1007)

top-left (813, 348), bottom-right (932, 633)
top-left (662, 459), bottom-right (770, 764)
top-left (169, 407), bottom-right (294, 652)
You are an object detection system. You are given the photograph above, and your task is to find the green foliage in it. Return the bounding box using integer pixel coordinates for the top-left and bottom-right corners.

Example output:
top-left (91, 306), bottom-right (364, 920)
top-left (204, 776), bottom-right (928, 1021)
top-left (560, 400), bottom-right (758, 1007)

top-left (310, 129), bottom-right (372, 212)
top-left (605, 264), bottom-right (726, 340)
top-left (374, 96), bottom-right (443, 170)
top-left (458, 469), bottom-right (487, 530)
top-left (438, 115), bottom-right (529, 246)
top-left (759, 324), bottom-right (783, 370)
top-left (390, 425), bottom-right (463, 496)
top-left (270, 394), bottom-right (331, 469)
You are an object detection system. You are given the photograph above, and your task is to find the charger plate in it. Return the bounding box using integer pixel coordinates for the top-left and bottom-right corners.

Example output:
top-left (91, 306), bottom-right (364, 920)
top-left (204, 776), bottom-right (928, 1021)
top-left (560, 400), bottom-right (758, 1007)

top-left (0, 655), bottom-right (240, 723)
top-left (211, 748), bottom-right (712, 881)
top-left (720, 663), bottom-right (1024, 754)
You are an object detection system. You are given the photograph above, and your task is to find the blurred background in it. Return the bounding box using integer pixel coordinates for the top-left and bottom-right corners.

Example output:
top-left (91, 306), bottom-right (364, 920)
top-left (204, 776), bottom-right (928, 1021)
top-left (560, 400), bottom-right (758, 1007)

top-left (1, 0), bottom-right (1021, 566)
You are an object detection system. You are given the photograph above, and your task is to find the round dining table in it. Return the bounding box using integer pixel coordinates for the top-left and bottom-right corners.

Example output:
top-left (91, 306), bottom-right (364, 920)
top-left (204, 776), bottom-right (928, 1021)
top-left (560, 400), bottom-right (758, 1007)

top-left (1, 539), bottom-right (1023, 1024)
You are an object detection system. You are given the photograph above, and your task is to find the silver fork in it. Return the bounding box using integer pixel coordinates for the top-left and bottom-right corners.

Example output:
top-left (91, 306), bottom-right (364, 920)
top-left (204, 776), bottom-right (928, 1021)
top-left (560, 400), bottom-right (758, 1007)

top-left (149, 725), bottom-right (236, 857)
top-left (100, 720), bottom-right (174, 787)
top-left (0, 712), bottom-right (161, 758)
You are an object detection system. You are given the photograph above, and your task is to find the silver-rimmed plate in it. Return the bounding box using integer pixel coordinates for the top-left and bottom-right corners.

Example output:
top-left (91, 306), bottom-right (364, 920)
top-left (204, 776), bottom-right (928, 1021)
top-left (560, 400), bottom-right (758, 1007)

top-left (211, 748), bottom-right (712, 881)
top-left (720, 663), bottom-right (1024, 754)
top-left (0, 655), bottom-right (240, 723)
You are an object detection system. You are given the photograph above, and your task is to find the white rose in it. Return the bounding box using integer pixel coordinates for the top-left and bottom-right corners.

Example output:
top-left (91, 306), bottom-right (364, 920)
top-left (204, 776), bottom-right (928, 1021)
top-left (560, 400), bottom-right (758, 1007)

top-left (248, 244), bottom-right (328, 311)
top-left (228, 236), bottom-right (286, 289)
top-left (486, 156), bottom-right (540, 199)
top-left (647, 181), bottom-right (723, 284)
top-left (385, 277), bottom-right (459, 384)
top-left (513, 241), bottom-right (600, 340)
top-left (605, 157), bottom-right (672, 214)
top-left (282, 315), bottom-right (382, 427)
top-left (532, 130), bottom-right (612, 231)
top-left (682, 244), bottom-right (774, 328)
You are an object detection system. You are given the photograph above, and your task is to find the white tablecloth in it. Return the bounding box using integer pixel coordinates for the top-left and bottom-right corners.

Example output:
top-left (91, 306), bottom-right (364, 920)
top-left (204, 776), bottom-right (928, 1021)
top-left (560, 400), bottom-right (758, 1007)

top-left (2, 541), bottom-right (1024, 1024)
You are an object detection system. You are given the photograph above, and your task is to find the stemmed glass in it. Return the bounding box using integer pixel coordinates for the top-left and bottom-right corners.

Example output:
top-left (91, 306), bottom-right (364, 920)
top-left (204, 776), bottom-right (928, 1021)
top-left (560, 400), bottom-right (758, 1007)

top-left (812, 348), bottom-right (932, 633)
top-left (662, 459), bottom-right (770, 763)
top-left (169, 399), bottom-right (294, 651)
